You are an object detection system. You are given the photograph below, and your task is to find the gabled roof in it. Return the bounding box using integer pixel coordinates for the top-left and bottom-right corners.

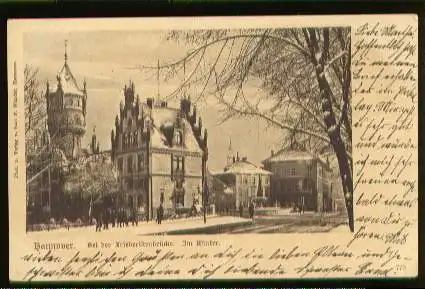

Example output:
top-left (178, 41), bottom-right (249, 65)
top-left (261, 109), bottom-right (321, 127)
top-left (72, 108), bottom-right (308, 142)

top-left (262, 147), bottom-right (330, 169)
top-left (262, 149), bottom-right (316, 163)
top-left (217, 160), bottom-right (272, 176)
top-left (142, 104), bottom-right (203, 153)
top-left (52, 63), bottom-right (84, 96)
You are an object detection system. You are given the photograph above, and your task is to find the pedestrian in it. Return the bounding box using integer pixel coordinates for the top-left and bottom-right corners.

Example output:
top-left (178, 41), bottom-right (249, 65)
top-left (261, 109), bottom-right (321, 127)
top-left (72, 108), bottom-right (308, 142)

top-left (132, 207), bottom-right (138, 226)
top-left (111, 208), bottom-right (116, 228)
top-left (249, 201), bottom-right (254, 219)
top-left (158, 203), bottom-right (164, 225)
top-left (239, 203), bottom-right (243, 218)
top-left (96, 211), bottom-right (103, 232)
top-left (103, 208), bottom-right (109, 230)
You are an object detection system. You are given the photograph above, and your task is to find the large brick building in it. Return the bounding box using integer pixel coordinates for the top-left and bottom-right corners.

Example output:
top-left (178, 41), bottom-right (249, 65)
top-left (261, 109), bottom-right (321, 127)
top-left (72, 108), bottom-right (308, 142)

top-left (262, 146), bottom-right (333, 212)
top-left (110, 82), bottom-right (208, 220)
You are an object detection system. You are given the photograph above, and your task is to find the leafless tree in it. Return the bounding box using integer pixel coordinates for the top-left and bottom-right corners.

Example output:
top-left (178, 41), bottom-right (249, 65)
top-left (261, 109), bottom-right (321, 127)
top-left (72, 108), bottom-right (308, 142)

top-left (136, 27), bottom-right (353, 232)
top-left (24, 64), bottom-right (46, 157)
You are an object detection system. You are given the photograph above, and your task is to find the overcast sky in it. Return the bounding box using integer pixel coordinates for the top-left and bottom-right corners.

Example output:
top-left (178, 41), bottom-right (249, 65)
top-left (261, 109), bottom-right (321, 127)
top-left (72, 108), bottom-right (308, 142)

top-left (23, 30), bottom-right (283, 172)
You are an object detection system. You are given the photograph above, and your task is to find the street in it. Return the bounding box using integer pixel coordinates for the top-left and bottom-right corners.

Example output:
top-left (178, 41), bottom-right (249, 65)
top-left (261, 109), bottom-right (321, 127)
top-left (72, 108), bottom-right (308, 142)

top-left (166, 212), bottom-right (349, 234)
top-left (27, 212), bottom-right (349, 237)
top-left (27, 215), bottom-right (250, 238)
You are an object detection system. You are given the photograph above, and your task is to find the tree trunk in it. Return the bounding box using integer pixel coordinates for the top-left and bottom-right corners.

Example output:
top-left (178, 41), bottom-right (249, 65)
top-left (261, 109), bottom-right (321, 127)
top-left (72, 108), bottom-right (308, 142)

top-left (305, 28), bottom-right (354, 232)
top-left (316, 65), bottom-right (354, 233)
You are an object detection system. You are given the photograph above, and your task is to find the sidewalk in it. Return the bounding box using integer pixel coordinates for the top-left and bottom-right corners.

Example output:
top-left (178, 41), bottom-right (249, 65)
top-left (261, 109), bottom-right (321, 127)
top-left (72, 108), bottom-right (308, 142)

top-left (28, 215), bottom-right (251, 238)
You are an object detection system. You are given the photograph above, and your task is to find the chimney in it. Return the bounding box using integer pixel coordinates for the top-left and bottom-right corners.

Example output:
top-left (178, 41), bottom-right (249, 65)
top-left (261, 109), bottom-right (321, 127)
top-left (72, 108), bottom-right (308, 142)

top-left (147, 98), bottom-right (153, 108)
top-left (236, 152), bottom-right (240, 161)
top-left (233, 156), bottom-right (236, 163)
top-left (180, 97), bottom-right (191, 115)
top-left (242, 157), bottom-right (247, 162)
top-left (271, 150), bottom-right (274, 156)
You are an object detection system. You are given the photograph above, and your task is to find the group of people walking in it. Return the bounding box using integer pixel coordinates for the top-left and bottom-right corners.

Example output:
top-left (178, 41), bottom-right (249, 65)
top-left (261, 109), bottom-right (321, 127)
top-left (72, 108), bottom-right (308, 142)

top-left (92, 202), bottom-right (169, 231)
top-left (239, 201), bottom-right (255, 219)
top-left (92, 205), bottom-right (138, 232)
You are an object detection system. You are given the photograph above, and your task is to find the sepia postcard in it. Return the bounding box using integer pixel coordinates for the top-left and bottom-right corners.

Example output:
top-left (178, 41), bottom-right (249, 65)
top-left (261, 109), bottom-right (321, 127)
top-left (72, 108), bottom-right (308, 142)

top-left (8, 15), bottom-right (418, 282)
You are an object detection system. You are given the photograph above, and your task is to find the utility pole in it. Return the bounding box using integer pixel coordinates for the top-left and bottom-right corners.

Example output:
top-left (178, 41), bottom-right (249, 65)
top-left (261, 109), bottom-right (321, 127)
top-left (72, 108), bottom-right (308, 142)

top-left (203, 157), bottom-right (207, 224)
top-left (48, 155), bottom-right (51, 220)
top-left (203, 186), bottom-right (206, 224)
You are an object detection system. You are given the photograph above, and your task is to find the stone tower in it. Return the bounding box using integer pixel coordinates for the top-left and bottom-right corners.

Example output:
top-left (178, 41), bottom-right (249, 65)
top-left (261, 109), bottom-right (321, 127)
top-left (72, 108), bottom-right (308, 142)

top-left (46, 40), bottom-right (87, 159)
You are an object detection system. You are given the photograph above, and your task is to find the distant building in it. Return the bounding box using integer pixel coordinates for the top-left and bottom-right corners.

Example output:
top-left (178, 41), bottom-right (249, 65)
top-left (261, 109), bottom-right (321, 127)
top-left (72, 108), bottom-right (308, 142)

top-left (206, 170), bottom-right (234, 214)
top-left (215, 144), bottom-right (272, 208)
top-left (110, 82), bottom-right (208, 220)
top-left (262, 146), bottom-right (333, 212)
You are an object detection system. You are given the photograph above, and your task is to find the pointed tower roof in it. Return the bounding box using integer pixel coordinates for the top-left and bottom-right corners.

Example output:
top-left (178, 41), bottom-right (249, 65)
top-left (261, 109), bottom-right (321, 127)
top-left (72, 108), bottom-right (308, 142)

top-left (54, 40), bottom-right (84, 96)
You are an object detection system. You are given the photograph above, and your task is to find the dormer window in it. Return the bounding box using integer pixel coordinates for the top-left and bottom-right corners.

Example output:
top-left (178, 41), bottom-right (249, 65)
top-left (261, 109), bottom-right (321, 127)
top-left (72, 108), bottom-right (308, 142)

top-left (174, 131), bottom-right (182, 146)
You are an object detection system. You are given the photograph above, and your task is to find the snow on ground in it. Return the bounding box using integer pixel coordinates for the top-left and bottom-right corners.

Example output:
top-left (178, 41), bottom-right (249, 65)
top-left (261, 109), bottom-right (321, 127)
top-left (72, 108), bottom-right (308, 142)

top-left (27, 215), bottom-right (249, 238)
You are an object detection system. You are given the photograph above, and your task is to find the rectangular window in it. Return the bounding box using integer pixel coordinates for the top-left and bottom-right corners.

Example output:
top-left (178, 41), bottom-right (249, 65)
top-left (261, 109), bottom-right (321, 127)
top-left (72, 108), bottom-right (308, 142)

top-left (127, 177), bottom-right (133, 190)
top-left (291, 168), bottom-right (296, 176)
top-left (137, 195), bottom-right (143, 207)
top-left (127, 155), bottom-right (133, 173)
top-left (138, 154), bottom-right (144, 171)
top-left (117, 157), bottom-right (123, 172)
top-left (171, 155), bottom-right (185, 179)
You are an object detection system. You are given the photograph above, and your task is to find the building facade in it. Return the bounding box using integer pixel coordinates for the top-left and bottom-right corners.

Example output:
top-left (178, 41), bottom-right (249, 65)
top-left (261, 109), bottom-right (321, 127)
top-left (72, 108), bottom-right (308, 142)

top-left (111, 82), bottom-right (208, 220)
top-left (262, 147), bottom-right (333, 212)
top-left (215, 149), bottom-right (271, 208)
